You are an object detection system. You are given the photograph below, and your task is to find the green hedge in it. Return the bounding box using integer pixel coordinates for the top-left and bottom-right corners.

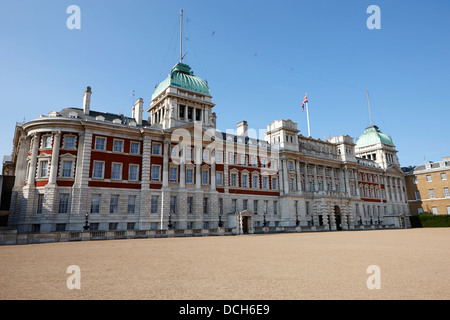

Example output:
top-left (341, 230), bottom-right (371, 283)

top-left (410, 214), bottom-right (450, 228)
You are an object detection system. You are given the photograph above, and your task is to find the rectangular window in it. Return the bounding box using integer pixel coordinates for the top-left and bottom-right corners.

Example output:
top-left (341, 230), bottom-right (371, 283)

top-left (415, 191), bottom-right (421, 200)
top-left (109, 223), bottom-right (118, 230)
top-left (64, 136), bottom-right (75, 149)
top-left (441, 173), bottom-right (447, 181)
top-left (262, 176), bottom-right (268, 189)
top-left (61, 160), bottom-right (73, 178)
top-left (113, 140), bottom-right (124, 152)
top-left (151, 196), bottom-right (158, 214)
top-left (273, 201), bottom-right (278, 215)
top-left (202, 170), bottom-right (209, 185)
top-left (127, 222), bottom-right (136, 230)
top-left (58, 194), bottom-right (70, 214)
top-left (44, 136), bottom-right (52, 148)
top-left (151, 165), bottom-right (161, 181)
top-left (219, 198), bottom-right (223, 215)
top-left (447, 206), bottom-right (450, 215)
top-left (426, 175), bottom-right (432, 182)
top-left (110, 195), bottom-right (119, 214)
top-left (91, 194), bottom-right (101, 214)
top-left (417, 208), bottom-right (424, 214)
top-left (169, 167), bottom-right (178, 183)
top-left (186, 168), bottom-right (193, 184)
top-left (128, 196), bottom-right (136, 214)
top-left (95, 137), bottom-right (106, 150)
top-left (130, 142), bottom-right (140, 154)
top-left (306, 201), bottom-right (310, 215)
top-left (187, 197), bottom-right (193, 214)
top-left (230, 173), bottom-right (237, 187)
top-left (264, 200), bottom-right (269, 214)
top-left (93, 161), bottom-right (104, 179)
top-left (90, 223), bottom-right (99, 231)
top-left (32, 224), bottom-right (41, 233)
top-left (170, 196), bottom-right (177, 214)
top-left (56, 224), bottom-right (66, 232)
top-left (243, 199), bottom-right (248, 211)
top-left (232, 199), bottom-right (237, 213)
top-left (444, 187), bottom-right (450, 198)
top-left (252, 176), bottom-right (258, 189)
top-left (432, 207), bottom-right (438, 215)
top-left (152, 142), bottom-right (161, 155)
top-left (203, 198), bottom-right (208, 214)
top-left (111, 163), bottom-right (122, 180)
top-left (428, 189), bottom-right (435, 199)
top-left (40, 160), bottom-right (48, 178)
top-left (129, 164), bottom-right (139, 181)
top-left (150, 222), bottom-right (158, 230)
top-left (36, 194), bottom-right (44, 214)
top-left (254, 200), bottom-right (258, 214)
top-left (242, 175), bottom-right (248, 188)
top-left (272, 177), bottom-right (278, 190)
top-left (216, 172), bottom-right (223, 186)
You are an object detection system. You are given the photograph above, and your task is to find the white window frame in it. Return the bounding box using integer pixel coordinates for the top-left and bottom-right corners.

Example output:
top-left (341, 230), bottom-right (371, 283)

top-left (202, 170), bottom-right (209, 185)
top-left (63, 135), bottom-right (76, 149)
top-left (151, 165), bottom-right (161, 182)
top-left (216, 171), bottom-right (223, 186)
top-left (92, 161), bottom-right (105, 179)
top-left (39, 159), bottom-right (49, 178)
top-left (441, 173), bottom-right (447, 181)
top-left (169, 166), bottom-right (178, 183)
top-left (129, 164), bottom-right (139, 181)
top-left (61, 160), bottom-right (74, 178)
top-left (130, 141), bottom-right (140, 154)
top-left (111, 163), bottom-right (123, 180)
top-left (94, 137), bottom-right (106, 151)
top-left (91, 194), bottom-right (101, 214)
top-left (186, 168), bottom-right (194, 184)
top-left (152, 142), bottom-right (162, 155)
top-left (113, 139), bottom-right (124, 153)
top-left (42, 135), bottom-right (52, 149)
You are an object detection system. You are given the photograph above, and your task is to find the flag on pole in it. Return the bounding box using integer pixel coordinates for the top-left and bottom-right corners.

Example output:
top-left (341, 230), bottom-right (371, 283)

top-left (302, 94), bottom-right (308, 112)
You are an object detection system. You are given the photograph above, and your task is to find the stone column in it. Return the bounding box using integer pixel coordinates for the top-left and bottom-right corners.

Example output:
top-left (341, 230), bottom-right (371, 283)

top-left (296, 160), bottom-right (302, 195)
top-left (313, 165), bottom-right (318, 192)
top-left (195, 146), bottom-right (201, 189)
top-left (282, 158), bottom-right (289, 195)
top-left (48, 131), bottom-right (61, 185)
top-left (162, 139), bottom-right (170, 188)
top-left (27, 133), bottom-right (40, 186)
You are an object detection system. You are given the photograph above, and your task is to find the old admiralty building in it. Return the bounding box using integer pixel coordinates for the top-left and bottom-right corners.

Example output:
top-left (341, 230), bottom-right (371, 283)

top-left (7, 62), bottom-right (410, 235)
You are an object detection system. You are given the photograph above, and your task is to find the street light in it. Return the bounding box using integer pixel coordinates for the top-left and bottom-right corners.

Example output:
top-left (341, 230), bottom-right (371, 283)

top-left (83, 213), bottom-right (89, 231)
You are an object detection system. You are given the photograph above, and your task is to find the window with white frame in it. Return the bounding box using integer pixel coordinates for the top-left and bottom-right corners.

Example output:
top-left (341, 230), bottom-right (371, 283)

top-left (415, 190), bottom-right (421, 200)
top-left (130, 142), bottom-right (140, 154)
top-left (113, 139), bottom-right (124, 152)
top-left (43, 135), bottom-right (52, 148)
top-left (129, 164), bottom-right (139, 181)
top-left (169, 167), bottom-right (178, 183)
top-left (64, 135), bottom-right (76, 149)
top-left (92, 161), bottom-right (104, 179)
top-left (230, 173), bottom-right (237, 187)
top-left (94, 137), bottom-right (106, 150)
top-left (187, 197), bottom-right (193, 214)
top-left (152, 142), bottom-right (161, 155)
top-left (151, 165), bottom-right (161, 181)
top-left (61, 160), bottom-right (73, 178)
top-left (252, 175), bottom-right (258, 188)
top-left (186, 168), bottom-right (194, 184)
top-left (253, 200), bottom-right (258, 214)
top-left (417, 207), bottom-right (423, 214)
top-left (431, 206), bottom-right (438, 215)
top-left (262, 176), bottom-right (269, 189)
top-left (216, 171), bottom-right (223, 186)
top-left (36, 194), bottom-right (44, 214)
top-left (202, 170), bottom-right (209, 185)
top-left (203, 198), bottom-right (208, 214)
top-left (111, 163), bottom-right (122, 180)
top-left (444, 187), bottom-right (450, 198)
top-left (447, 206), bottom-right (450, 214)
top-left (170, 196), bottom-right (177, 214)
top-left (272, 177), bottom-right (278, 190)
top-left (441, 173), bottom-right (447, 181)
top-left (242, 174), bottom-right (248, 188)
top-left (39, 160), bottom-right (49, 178)
top-left (426, 175), bottom-right (432, 182)
top-left (413, 177), bottom-right (418, 184)
top-left (428, 189), bottom-right (435, 199)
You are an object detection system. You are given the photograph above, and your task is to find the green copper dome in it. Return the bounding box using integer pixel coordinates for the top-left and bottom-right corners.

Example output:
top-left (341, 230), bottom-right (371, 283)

top-left (151, 62), bottom-right (211, 100)
top-left (355, 125), bottom-right (395, 148)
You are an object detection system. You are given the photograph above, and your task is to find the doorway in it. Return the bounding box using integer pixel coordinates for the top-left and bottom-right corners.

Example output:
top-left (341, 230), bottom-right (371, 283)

top-left (242, 216), bottom-right (249, 234)
top-left (334, 206), bottom-right (342, 231)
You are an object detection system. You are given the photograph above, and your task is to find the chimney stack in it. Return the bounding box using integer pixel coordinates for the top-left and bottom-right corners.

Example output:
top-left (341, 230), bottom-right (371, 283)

top-left (83, 86), bottom-right (92, 115)
top-left (237, 120), bottom-right (248, 136)
top-left (132, 98), bottom-right (144, 125)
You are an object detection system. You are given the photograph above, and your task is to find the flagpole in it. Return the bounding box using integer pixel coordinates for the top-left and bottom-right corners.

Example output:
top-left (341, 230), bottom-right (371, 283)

top-left (305, 93), bottom-right (311, 137)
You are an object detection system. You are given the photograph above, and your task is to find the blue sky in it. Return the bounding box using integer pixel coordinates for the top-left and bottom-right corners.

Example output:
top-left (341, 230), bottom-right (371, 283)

top-left (0, 0), bottom-right (449, 167)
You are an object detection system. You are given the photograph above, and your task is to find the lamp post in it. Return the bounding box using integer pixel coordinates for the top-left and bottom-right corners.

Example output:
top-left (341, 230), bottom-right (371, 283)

top-left (168, 213), bottom-right (173, 230)
top-left (83, 213), bottom-right (89, 231)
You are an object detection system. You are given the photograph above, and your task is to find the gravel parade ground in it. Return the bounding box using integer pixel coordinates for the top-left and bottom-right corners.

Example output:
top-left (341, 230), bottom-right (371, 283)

top-left (1, 228), bottom-right (449, 300)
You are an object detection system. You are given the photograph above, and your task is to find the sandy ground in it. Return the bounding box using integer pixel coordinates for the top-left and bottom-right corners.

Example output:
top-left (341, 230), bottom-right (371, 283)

top-left (1, 228), bottom-right (449, 300)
